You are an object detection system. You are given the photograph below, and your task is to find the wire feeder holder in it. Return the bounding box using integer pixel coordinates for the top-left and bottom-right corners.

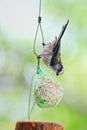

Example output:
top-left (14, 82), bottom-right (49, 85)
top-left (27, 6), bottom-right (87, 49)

top-left (28, 0), bottom-right (45, 120)
top-left (33, 0), bottom-right (45, 58)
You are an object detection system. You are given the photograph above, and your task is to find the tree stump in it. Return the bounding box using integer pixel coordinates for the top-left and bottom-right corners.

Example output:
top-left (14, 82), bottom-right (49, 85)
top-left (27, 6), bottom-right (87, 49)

top-left (15, 121), bottom-right (64, 130)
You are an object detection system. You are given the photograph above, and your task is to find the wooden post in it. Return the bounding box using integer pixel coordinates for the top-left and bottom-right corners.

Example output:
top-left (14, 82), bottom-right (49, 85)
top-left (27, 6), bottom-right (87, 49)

top-left (15, 121), bottom-right (64, 130)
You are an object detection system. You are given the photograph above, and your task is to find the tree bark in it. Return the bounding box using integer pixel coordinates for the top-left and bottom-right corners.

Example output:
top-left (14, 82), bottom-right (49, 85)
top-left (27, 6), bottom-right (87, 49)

top-left (15, 121), bottom-right (64, 130)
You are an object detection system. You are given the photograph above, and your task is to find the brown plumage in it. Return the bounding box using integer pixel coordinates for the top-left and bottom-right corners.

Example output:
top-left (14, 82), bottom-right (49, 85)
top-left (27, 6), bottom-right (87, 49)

top-left (42, 20), bottom-right (69, 75)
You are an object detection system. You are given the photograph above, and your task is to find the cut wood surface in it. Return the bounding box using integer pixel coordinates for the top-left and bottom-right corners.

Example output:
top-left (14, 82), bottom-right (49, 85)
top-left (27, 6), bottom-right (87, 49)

top-left (15, 121), bottom-right (64, 130)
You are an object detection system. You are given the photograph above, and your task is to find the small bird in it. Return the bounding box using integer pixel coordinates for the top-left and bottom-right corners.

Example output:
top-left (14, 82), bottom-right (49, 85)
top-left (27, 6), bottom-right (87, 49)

top-left (42, 20), bottom-right (69, 75)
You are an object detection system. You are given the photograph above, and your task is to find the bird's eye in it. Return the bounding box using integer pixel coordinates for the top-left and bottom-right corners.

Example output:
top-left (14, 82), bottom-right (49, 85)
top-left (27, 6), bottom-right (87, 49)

top-left (57, 64), bottom-right (63, 73)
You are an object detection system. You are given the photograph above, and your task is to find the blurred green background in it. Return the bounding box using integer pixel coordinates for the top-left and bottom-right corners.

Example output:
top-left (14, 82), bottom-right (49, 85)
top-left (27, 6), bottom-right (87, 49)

top-left (0, 0), bottom-right (87, 130)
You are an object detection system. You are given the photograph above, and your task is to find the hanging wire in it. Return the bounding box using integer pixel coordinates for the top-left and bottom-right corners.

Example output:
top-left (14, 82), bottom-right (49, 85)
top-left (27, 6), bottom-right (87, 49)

top-left (28, 72), bottom-right (36, 120)
top-left (27, 56), bottom-right (42, 120)
top-left (33, 24), bottom-right (40, 56)
top-left (39, 0), bottom-right (41, 16)
top-left (28, 0), bottom-right (45, 120)
top-left (40, 23), bottom-right (45, 45)
top-left (33, 0), bottom-right (45, 57)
